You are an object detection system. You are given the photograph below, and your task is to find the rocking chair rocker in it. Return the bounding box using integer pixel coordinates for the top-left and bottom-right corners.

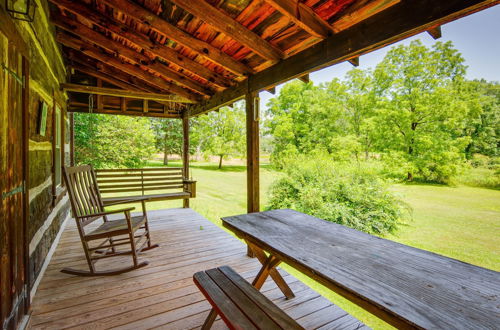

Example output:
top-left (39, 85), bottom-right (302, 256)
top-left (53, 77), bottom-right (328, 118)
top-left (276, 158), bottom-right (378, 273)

top-left (62, 165), bottom-right (159, 276)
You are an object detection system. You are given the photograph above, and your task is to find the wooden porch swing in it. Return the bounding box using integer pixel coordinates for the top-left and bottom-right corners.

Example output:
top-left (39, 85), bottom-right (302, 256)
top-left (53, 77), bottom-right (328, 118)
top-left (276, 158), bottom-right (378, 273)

top-left (62, 165), bottom-right (159, 276)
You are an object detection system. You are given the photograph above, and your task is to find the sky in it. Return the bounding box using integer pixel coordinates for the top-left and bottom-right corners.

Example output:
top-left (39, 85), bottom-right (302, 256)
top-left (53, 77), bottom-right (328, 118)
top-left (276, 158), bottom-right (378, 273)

top-left (258, 4), bottom-right (500, 109)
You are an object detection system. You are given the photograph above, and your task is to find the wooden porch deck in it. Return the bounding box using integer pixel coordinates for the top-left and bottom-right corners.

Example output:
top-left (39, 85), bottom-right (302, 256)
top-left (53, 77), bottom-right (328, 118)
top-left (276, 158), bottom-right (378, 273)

top-left (28, 208), bottom-right (366, 329)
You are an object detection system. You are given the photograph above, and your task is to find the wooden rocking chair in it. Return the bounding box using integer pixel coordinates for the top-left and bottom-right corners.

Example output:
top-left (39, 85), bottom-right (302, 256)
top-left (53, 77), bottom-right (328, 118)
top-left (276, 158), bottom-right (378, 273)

top-left (62, 165), bottom-right (159, 276)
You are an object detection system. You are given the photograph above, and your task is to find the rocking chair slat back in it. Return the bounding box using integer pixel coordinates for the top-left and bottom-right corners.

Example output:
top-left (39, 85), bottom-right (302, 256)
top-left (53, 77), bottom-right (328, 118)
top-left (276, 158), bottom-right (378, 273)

top-left (64, 165), bottom-right (104, 223)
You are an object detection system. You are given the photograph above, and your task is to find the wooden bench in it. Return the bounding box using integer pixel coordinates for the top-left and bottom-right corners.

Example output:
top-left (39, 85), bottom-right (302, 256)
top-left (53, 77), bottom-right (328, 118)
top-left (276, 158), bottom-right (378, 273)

top-left (193, 266), bottom-right (303, 330)
top-left (95, 167), bottom-right (196, 208)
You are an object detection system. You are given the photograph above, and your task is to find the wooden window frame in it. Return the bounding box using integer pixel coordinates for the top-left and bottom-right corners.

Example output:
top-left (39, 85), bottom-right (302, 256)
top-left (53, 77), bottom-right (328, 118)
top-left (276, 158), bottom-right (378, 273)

top-left (52, 100), bottom-right (66, 206)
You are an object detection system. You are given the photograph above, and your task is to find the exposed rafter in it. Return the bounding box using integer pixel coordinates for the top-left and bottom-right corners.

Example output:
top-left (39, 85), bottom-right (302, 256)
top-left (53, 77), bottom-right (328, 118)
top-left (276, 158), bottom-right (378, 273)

top-left (61, 83), bottom-right (194, 103)
top-left (190, 0), bottom-right (497, 115)
top-left (169, 0), bottom-right (283, 62)
top-left (57, 32), bottom-right (203, 102)
top-left (97, 0), bottom-right (255, 76)
top-left (67, 52), bottom-right (168, 94)
top-left (52, 15), bottom-right (213, 97)
top-left (264, 0), bottom-right (332, 38)
top-left (49, 0), bottom-right (234, 89)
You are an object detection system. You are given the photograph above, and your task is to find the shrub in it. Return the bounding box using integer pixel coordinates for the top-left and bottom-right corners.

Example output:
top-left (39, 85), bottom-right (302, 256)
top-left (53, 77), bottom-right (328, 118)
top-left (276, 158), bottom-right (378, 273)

top-left (266, 154), bottom-right (410, 235)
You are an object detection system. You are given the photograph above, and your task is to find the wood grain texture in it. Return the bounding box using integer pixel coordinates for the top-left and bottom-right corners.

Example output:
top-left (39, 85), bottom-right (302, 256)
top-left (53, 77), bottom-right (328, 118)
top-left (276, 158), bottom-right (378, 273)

top-left (194, 266), bottom-right (303, 329)
top-left (28, 208), bottom-right (364, 329)
top-left (222, 209), bottom-right (500, 329)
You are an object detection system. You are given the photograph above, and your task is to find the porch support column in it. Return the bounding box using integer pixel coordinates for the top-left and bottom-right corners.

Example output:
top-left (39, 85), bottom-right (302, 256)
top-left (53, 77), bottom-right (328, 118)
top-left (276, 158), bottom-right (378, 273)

top-left (182, 110), bottom-right (190, 208)
top-left (245, 92), bottom-right (260, 257)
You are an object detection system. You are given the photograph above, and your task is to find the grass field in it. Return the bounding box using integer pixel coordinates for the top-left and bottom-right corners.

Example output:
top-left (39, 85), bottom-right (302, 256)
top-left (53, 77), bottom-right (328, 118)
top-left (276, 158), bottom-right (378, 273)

top-left (128, 160), bottom-right (500, 329)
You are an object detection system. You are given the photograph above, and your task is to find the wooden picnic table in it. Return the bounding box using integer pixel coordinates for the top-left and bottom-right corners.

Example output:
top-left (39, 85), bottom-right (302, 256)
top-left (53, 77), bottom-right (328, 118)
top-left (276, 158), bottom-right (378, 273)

top-left (222, 209), bottom-right (500, 329)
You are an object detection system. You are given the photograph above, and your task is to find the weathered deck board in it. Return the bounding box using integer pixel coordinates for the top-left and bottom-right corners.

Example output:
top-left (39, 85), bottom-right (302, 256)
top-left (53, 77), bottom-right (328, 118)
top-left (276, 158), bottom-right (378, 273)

top-left (29, 208), bottom-right (365, 329)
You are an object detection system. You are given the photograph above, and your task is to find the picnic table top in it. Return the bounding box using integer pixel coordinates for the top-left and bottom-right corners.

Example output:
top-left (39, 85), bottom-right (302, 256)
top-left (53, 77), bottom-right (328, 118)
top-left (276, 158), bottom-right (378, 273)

top-left (222, 209), bottom-right (500, 329)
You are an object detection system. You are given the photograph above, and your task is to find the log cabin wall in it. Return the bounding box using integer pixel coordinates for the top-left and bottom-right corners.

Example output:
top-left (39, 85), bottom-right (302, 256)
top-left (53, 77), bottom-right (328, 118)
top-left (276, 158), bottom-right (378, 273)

top-left (1, 0), bottom-right (70, 299)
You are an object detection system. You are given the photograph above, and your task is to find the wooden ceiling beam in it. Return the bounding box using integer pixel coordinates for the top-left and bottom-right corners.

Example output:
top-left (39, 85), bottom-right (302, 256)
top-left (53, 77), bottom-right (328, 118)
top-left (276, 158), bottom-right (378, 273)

top-left (68, 105), bottom-right (181, 119)
top-left (264, 0), bottom-right (332, 38)
top-left (66, 52), bottom-right (167, 94)
top-left (69, 63), bottom-right (143, 91)
top-left (49, 0), bottom-right (233, 89)
top-left (169, 0), bottom-right (283, 62)
top-left (190, 0), bottom-right (497, 115)
top-left (57, 32), bottom-right (203, 102)
top-left (98, 0), bottom-right (254, 76)
top-left (61, 83), bottom-right (194, 103)
top-left (52, 14), bottom-right (213, 97)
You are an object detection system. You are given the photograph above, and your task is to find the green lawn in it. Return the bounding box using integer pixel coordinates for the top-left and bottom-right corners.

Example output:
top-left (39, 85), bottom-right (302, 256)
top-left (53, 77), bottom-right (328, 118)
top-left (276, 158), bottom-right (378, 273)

top-left (123, 160), bottom-right (500, 329)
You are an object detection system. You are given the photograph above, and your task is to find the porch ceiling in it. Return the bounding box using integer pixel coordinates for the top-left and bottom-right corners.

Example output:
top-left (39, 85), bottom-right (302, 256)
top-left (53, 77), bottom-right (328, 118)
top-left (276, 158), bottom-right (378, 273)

top-left (51, 0), bottom-right (498, 118)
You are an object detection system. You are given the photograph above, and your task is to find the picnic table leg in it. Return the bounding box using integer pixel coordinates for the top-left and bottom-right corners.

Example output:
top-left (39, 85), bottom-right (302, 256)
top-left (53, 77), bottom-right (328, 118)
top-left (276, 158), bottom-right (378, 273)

top-left (247, 242), bottom-right (295, 299)
top-left (201, 308), bottom-right (217, 330)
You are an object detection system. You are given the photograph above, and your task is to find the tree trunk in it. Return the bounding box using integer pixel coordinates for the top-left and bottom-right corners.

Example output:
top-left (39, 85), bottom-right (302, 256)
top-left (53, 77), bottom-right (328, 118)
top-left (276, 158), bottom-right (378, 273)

top-left (218, 155), bottom-right (223, 169)
top-left (163, 139), bottom-right (169, 165)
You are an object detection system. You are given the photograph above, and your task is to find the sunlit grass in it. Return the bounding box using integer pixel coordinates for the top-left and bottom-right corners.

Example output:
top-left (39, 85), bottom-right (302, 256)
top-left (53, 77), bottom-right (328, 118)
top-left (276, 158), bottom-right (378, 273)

top-left (108, 160), bottom-right (500, 329)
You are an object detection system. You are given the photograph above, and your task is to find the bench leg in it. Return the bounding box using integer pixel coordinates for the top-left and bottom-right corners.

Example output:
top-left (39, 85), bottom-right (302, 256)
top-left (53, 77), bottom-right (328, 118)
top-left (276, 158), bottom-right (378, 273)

top-left (201, 308), bottom-right (217, 330)
top-left (183, 198), bottom-right (189, 208)
top-left (247, 242), bottom-right (295, 299)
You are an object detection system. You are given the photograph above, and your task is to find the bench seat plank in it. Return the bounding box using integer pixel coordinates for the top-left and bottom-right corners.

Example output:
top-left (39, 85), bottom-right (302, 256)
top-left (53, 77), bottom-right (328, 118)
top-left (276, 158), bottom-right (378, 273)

top-left (101, 192), bottom-right (190, 205)
top-left (194, 266), bottom-right (303, 330)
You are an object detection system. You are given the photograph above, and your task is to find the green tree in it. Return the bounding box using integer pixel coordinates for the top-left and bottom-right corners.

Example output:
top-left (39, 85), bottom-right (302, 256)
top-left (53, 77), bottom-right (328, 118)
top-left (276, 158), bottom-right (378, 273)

top-left (194, 104), bottom-right (246, 169)
top-left (74, 113), bottom-right (156, 168)
top-left (266, 80), bottom-right (345, 165)
top-left (151, 118), bottom-right (183, 165)
top-left (460, 80), bottom-right (500, 158)
top-left (373, 40), bottom-right (469, 182)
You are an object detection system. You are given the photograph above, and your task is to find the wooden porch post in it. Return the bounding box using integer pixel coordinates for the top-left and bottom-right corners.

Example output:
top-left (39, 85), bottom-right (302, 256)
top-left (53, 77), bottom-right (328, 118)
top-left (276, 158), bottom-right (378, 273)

top-left (246, 92), bottom-right (260, 257)
top-left (182, 110), bottom-right (190, 208)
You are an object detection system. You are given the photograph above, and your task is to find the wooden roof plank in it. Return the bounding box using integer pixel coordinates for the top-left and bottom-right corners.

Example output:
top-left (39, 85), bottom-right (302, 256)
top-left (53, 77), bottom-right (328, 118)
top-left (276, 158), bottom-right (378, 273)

top-left (52, 14), bottom-right (213, 97)
top-left (57, 32), bottom-right (203, 102)
top-left (169, 0), bottom-right (283, 62)
top-left (49, 0), bottom-right (234, 89)
top-left (98, 0), bottom-right (255, 76)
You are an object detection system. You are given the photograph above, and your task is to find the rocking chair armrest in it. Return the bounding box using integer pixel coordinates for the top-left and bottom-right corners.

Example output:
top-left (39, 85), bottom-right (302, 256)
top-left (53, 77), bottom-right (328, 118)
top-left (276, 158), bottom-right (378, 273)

top-left (79, 207), bottom-right (135, 219)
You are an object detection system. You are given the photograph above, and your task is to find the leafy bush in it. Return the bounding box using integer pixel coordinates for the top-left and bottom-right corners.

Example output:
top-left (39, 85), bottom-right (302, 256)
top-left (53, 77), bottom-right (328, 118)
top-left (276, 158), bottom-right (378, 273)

top-left (266, 154), bottom-right (410, 235)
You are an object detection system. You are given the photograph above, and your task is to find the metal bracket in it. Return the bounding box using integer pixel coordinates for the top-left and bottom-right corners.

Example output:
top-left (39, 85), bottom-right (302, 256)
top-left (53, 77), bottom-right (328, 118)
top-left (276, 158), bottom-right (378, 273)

top-left (2, 181), bottom-right (25, 200)
top-left (1, 63), bottom-right (24, 87)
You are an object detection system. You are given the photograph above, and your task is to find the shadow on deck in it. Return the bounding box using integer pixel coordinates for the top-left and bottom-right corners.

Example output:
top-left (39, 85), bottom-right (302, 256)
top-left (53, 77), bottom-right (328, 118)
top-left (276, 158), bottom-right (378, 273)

top-left (29, 208), bottom-right (366, 329)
